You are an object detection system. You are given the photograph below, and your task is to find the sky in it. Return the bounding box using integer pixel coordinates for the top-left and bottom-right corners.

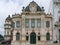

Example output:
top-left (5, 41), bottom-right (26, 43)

top-left (0, 0), bottom-right (52, 36)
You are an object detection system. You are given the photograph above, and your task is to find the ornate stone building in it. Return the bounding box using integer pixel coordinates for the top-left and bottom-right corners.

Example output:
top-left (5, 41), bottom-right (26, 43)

top-left (4, 1), bottom-right (53, 45)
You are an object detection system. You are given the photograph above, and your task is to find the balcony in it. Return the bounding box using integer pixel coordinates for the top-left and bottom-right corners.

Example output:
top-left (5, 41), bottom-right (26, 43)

top-left (4, 26), bottom-right (11, 29)
top-left (12, 14), bottom-right (21, 18)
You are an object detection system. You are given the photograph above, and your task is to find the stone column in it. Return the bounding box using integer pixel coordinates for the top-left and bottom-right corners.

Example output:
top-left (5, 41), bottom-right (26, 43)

top-left (21, 15), bottom-right (26, 45)
top-left (41, 15), bottom-right (45, 41)
top-left (41, 15), bottom-right (44, 29)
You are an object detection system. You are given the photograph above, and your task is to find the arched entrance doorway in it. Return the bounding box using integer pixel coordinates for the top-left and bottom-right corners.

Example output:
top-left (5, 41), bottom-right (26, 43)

top-left (30, 32), bottom-right (36, 44)
top-left (46, 32), bottom-right (50, 41)
top-left (16, 33), bottom-right (20, 41)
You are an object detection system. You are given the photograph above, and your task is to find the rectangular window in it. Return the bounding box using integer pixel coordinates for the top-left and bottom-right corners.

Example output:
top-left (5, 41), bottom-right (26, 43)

top-left (46, 21), bottom-right (50, 28)
top-left (12, 22), bottom-right (15, 28)
top-left (38, 36), bottom-right (40, 41)
top-left (58, 11), bottom-right (60, 13)
top-left (16, 21), bottom-right (20, 28)
top-left (59, 29), bottom-right (60, 36)
top-left (31, 19), bottom-right (35, 28)
top-left (7, 31), bottom-right (9, 35)
top-left (26, 36), bottom-right (29, 41)
top-left (37, 19), bottom-right (41, 28)
top-left (25, 19), bottom-right (29, 28)
top-left (59, 17), bottom-right (60, 22)
top-left (58, 7), bottom-right (60, 13)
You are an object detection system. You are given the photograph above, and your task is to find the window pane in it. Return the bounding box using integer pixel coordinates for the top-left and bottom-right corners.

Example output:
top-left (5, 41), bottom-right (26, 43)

top-left (46, 21), bottom-right (50, 28)
top-left (30, 32), bottom-right (36, 44)
top-left (26, 36), bottom-right (29, 41)
top-left (59, 17), bottom-right (60, 22)
top-left (12, 22), bottom-right (15, 28)
top-left (7, 31), bottom-right (9, 35)
top-left (16, 21), bottom-right (20, 28)
top-left (38, 36), bottom-right (40, 41)
top-left (25, 19), bottom-right (29, 28)
top-left (46, 33), bottom-right (50, 41)
top-left (59, 30), bottom-right (60, 36)
top-left (16, 33), bottom-right (20, 41)
top-left (31, 19), bottom-right (35, 28)
top-left (58, 7), bottom-right (60, 13)
top-left (37, 19), bottom-right (41, 28)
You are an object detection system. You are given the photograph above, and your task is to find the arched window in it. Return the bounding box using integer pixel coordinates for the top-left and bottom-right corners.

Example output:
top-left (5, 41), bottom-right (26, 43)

top-left (38, 36), bottom-right (40, 41)
top-left (16, 21), bottom-right (20, 28)
top-left (46, 32), bottom-right (50, 41)
top-left (26, 36), bottom-right (29, 41)
top-left (26, 33), bottom-right (29, 41)
top-left (16, 33), bottom-right (20, 41)
top-left (30, 32), bottom-right (36, 44)
top-left (38, 33), bottom-right (40, 41)
top-left (31, 19), bottom-right (35, 28)
top-left (46, 21), bottom-right (50, 28)
top-left (11, 22), bottom-right (15, 28)
top-left (37, 19), bottom-right (41, 28)
top-left (25, 19), bottom-right (29, 28)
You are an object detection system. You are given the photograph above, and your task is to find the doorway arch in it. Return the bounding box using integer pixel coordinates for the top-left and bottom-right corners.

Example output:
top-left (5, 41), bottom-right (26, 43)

top-left (30, 32), bottom-right (36, 44)
top-left (46, 32), bottom-right (50, 41)
top-left (16, 33), bottom-right (20, 41)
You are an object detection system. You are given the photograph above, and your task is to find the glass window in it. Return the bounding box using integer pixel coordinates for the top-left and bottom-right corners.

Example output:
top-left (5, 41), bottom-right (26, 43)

top-left (11, 22), bottom-right (15, 28)
top-left (37, 19), bottom-right (41, 28)
top-left (26, 36), bottom-right (29, 41)
top-left (7, 31), bottom-right (9, 35)
top-left (46, 33), bottom-right (50, 41)
top-left (38, 36), bottom-right (40, 41)
top-left (31, 19), bottom-right (35, 28)
top-left (25, 19), bottom-right (29, 28)
top-left (16, 33), bottom-right (20, 41)
top-left (16, 21), bottom-right (20, 28)
top-left (30, 32), bottom-right (36, 44)
top-left (59, 17), bottom-right (60, 22)
top-left (46, 21), bottom-right (50, 28)
top-left (58, 7), bottom-right (60, 13)
top-left (59, 30), bottom-right (60, 36)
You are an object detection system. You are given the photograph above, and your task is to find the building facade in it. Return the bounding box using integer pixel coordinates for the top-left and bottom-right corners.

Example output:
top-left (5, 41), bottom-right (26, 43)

top-left (53, 0), bottom-right (60, 42)
top-left (4, 1), bottom-right (53, 45)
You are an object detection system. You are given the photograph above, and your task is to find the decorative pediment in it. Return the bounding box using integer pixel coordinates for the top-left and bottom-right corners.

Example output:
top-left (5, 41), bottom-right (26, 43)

top-left (23, 1), bottom-right (44, 12)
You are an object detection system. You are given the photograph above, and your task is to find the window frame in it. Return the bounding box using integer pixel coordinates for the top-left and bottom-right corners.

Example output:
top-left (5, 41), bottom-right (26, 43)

top-left (31, 19), bottom-right (35, 28)
top-left (58, 7), bottom-right (60, 13)
top-left (25, 19), bottom-right (29, 28)
top-left (26, 36), bottom-right (29, 41)
top-left (46, 32), bottom-right (50, 41)
top-left (16, 21), bottom-right (20, 28)
top-left (59, 17), bottom-right (60, 22)
top-left (38, 36), bottom-right (40, 41)
top-left (46, 21), bottom-right (50, 28)
top-left (37, 19), bottom-right (41, 28)
top-left (16, 33), bottom-right (20, 41)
